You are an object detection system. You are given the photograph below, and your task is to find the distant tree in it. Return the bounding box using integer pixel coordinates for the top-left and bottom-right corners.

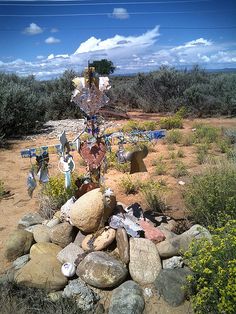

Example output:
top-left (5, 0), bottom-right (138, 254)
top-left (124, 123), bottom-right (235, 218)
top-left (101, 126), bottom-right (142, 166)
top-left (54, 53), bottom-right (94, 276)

top-left (90, 59), bottom-right (116, 75)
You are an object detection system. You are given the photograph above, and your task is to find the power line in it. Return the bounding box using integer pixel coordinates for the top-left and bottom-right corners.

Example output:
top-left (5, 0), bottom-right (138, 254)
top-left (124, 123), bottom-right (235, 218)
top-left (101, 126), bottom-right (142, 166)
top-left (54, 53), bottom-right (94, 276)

top-left (0, 9), bottom-right (233, 17)
top-left (0, 0), bottom-right (212, 6)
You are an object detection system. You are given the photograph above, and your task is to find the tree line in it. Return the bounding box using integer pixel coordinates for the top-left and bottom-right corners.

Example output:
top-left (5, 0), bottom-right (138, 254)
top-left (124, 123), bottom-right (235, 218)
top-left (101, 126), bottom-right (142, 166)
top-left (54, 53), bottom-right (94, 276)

top-left (0, 65), bottom-right (236, 138)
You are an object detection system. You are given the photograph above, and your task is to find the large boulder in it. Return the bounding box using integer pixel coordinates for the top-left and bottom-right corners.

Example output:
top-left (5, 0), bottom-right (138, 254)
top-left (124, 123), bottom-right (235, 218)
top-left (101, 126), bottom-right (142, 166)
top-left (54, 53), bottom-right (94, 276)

top-left (157, 224), bottom-right (211, 258)
top-left (70, 188), bottom-right (116, 233)
top-left (32, 224), bottom-right (51, 243)
top-left (50, 222), bottom-right (75, 248)
top-left (15, 254), bottom-right (68, 291)
top-left (5, 229), bottom-right (34, 261)
top-left (109, 280), bottom-right (145, 314)
top-left (154, 268), bottom-right (192, 306)
top-left (129, 238), bottom-right (162, 285)
top-left (77, 251), bottom-right (128, 288)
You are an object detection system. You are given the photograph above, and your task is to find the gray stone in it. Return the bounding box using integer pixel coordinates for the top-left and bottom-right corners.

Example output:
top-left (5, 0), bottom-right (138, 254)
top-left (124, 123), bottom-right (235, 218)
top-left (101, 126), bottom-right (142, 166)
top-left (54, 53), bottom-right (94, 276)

top-left (73, 230), bottom-right (87, 247)
top-left (157, 224), bottom-right (211, 258)
top-left (116, 228), bottom-right (129, 264)
top-left (18, 212), bottom-right (44, 228)
top-left (5, 229), bottom-right (34, 261)
top-left (46, 217), bottom-right (60, 228)
top-left (154, 268), bottom-right (192, 307)
top-left (62, 278), bottom-right (100, 312)
top-left (12, 254), bottom-right (30, 270)
top-left (129, 238), bottom-right (162, 285)
top-left (33, 224), bottom-right (51, 243)
top-left (77, 251), bottom-right (128, 288)
top-left (162, 256), bottom-right (183, 269)
top-left (109, 280), bottom-right (145, 314)
top-left (57, 242), bottom-right (84, 264)
top-left (50, 222), bottom-right (75, 248)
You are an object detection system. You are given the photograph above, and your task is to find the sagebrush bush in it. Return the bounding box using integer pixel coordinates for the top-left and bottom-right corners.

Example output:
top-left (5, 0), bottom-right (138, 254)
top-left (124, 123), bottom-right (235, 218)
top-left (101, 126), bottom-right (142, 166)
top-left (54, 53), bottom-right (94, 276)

top-left (159, 115), bottom-right (183, 130)
top-left (196, 143), bottom-right (209, 164)
top-left (184, 160), bottom-right (236, 227)
top-left (120, 175), bottom-right (140, 195)
top-left (39, 174), bottom-right (78, 218)
top-left (172, 161), bottom-right (188, 178)
top-left (0, 180), bottom-right (5, 198)
top-left (141, 180), bottom-right (167, 213)
top-left (166, 129), bottom-right (182, 144)
top-left (184, 220), bottom-right (236, 314)
top-left (194, 124), bottom-right (220, 143)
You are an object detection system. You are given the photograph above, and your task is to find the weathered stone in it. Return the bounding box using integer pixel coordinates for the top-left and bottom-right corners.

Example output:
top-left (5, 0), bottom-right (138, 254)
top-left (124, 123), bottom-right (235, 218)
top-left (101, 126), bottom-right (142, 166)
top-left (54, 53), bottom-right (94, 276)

top-left (70, 188), bottom-right (116, 233)
top-left (62, 278), bottom-right (100, 312)
top-left (116, 228), bottom-right (130, 264)
top-left (129, 238), bottom-right (162, 285)
top-left (162, 256), bottom-right (184, 269)
top-left (30, 242), bottom-right (62, 259)
top-left (82, 228), bottom-right (116, 251)
top-left (154, 268), bottom-right (192, 306)
top-left (77, 251), bottom-right (128, 288)
top-left (5, 229), bottom-right (34, 261)
top-left (18, 212), bottom-right (44, 228)
top-left (109, 280), bottom-right (145, 314)
top-left (46, 217), bottom-right (60, 228)
top-left (157, 224), bottom-right (211, 258)
top-left (157, 226), bottom-right (177, 240)
top-left (139, 220), bottom-right (165, 243)
top-left (50, 222), bottom-right (75, 248)
top-left (15, 255), bottom-right (68, 291)
top-left (32, 224), bottom-right (51, 243)
top-left (12, 254), bottom-right (30, 270)
top-left (57, 243), bottom-right (84, 264)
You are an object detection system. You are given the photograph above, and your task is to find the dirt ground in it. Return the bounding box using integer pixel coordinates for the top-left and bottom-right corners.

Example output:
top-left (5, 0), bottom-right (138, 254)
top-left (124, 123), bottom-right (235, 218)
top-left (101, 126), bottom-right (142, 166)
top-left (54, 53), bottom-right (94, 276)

top-left (0, 111), bottom-right (235, 294)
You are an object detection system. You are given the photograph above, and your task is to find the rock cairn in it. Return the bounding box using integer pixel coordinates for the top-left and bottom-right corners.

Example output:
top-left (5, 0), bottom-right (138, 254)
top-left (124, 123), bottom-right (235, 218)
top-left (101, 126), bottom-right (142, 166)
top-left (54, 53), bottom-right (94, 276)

top-left (3, 187), bottom-right (211, 313)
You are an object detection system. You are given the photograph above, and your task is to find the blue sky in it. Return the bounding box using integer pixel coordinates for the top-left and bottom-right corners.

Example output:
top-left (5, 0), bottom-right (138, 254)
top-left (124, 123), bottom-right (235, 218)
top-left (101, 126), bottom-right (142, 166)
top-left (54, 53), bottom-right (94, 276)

top-left (0, 0), bottom-right (235, 79)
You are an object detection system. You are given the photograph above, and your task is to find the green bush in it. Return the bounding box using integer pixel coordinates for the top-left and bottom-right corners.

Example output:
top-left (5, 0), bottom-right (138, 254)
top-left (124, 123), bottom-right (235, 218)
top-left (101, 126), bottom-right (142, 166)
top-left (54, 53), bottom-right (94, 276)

top-left (141, 180), bottom-right (167, 213)
top-left (184, 220), bottom-right (236, 314)
top-left (194, 124), bottom-right (220, 144)
top-left (39, 174), bottom-right (78, 218)
top-left (120, 175), bottom-right (140, 195)
top-left (182, 133), bottom-right (194, 146)
top-left (172, 161), bottom-right (188, 178)
top-left (184, 160), bottom-right (236, 227)
top-left (0, 180), bottom-right (5, 199)
top-left (166, 129), bottom-right (182, 144)
top-left (159, 115), bottom-right (183, 130)
top-left (196, 143), bottom-right (209, 164)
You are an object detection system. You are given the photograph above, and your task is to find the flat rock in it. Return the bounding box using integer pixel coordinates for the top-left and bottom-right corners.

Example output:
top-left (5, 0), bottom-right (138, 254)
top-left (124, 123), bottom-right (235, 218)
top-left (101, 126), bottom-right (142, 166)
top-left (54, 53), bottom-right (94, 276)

top-left (129, 238), bottom-right (162, 285)
top-left (32, 224), bottom-right (51, 243)
top-left (109, 280), bottom-right (145, 314)
top-left (5, 229), bottom-right (34, 261)
top-left (30, 242), bottom-right (62, 259)
top-left (50, 222), bottom-right (75, 248)
top-left (154, 268), bottom-right (192, 306)
top-left (82, 228), bottom-right (116, 251)
top-left (70, 188), bottom-right (116, 233)
top-left (18, 212), bottom-right (44, 228)
top-left (62, 278), bottom-right (100, 312)
top-left (73, 230), bottom-right (87, 247)
top-left (116, 228), bottom-right (130, 264)
top-left (139, 220), bottom-right (165, 243)
top-left (57, 243), bottom-right (84, 264)
top-left (15, 254), bottom-right (68, 291)
top-left (77, 251), bottom-right (128, 288)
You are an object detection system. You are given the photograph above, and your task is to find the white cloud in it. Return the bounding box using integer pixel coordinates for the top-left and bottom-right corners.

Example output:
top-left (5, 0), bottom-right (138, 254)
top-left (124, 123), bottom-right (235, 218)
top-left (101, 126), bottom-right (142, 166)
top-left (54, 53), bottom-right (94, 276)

top-left (45, 37), bottom-right (61, 44)
top-left (1, 26), bottom-right (236, 79)
top-left (23, 23), bottom-right (43, 35)
top-left (110, 8), bottom-right (129, 19)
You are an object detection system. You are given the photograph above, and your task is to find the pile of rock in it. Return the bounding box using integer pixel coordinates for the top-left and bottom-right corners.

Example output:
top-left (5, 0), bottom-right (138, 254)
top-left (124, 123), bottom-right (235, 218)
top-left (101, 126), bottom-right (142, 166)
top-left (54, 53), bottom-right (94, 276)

top-left (3, 187), bottom-right (211, 313)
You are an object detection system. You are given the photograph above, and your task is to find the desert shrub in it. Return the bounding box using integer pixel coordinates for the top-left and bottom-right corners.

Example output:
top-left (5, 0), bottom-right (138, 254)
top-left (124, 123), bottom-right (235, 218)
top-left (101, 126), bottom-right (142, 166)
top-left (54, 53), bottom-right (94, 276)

top-left (121, 120), bottom-right (140, 132)
top-left (194, 124), bottom-right (220, 144)
top-left (0, 281), bottom-right (82, 314)
top-left (39, 174), bottom-right (78, 218)
top-left (120, 175), bottom-right (140, 195)
top-left (141, 120), bottom-right (157, 131)
top-left (0, 180), bottom-right (5, 199)
top-left (184, 220), bottom-right (236, 314)
top-left (182, 133), bottom-right (195, 146)
top-left (166, 129), bottom-right (182, 144)
top-left (159, 115), bottom-right (183, 130)
top-left (177, 148), bottom-right (185, 158)
top-left (172, 161), bottom-right (188, 178)
top-left (106, 151), bottom-right (130, 173)
top-left (141, 180), bottom-right (167, 213)
top-left (153, 156), bottom-right (167, 175)
top-left (223, 128), bottom-right (236, 144)
top-left (184, 160), bottom-right (236, 227)
top-left (196, 143), bottom-right (209, 164)
top-left (217, 138), bottom-right (231, 153)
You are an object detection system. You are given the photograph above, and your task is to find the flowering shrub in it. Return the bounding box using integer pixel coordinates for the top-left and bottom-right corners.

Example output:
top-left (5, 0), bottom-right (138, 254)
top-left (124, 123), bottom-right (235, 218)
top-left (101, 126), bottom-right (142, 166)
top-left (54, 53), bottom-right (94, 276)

top-left (184, 220), bottom-right (236, 314)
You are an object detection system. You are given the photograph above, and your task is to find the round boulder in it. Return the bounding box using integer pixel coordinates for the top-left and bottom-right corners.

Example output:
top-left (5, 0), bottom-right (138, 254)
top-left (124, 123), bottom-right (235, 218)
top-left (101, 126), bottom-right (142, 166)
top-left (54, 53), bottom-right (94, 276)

top-left (77, 251), bottom-right (128, 288)
top-left (82, 227), bottom-right (116, 251)
top-left (70, 188), bottom-right (116, 233)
